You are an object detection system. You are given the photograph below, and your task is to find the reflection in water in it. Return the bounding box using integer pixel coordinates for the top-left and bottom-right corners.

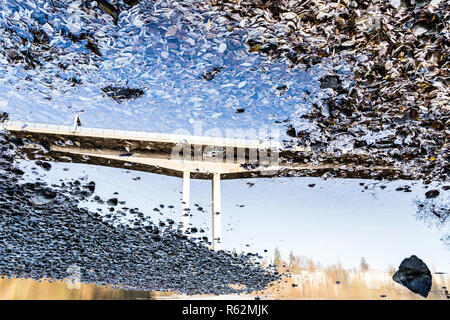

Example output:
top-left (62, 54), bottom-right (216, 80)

top-left (159, 255), bottom-right (450, 300)
top-left (1, 0), bottom-right (448, 301)
top-left (2, 255), bottom-right (448, 300)
top-left (414, 195), bottom-right (450, 251)
top-left (2, 159), bottom-right (448, 299)
top-left (0, 278), bottom-right (153, 300)
top-left (265, 270), bottom-right (449, 300)
top-left (261, 255), bottom-right (450, 300)
top-left (0, 0), bottom-right (321, 135)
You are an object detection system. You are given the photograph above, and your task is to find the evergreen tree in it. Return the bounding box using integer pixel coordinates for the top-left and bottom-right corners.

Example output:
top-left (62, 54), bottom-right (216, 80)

top-left (289, 251), bottom-right (295, 269)
top-left (360, 257), bottom-right (369, 272)
top-left (274, 247), bottom-right (282, 267)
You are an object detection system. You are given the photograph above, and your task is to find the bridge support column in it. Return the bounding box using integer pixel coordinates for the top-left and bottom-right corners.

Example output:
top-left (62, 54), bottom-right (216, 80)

top-left (181, 170), bottom-right (190, 233)
top-left (212, 172), bottom-right (221, 251)
top-left (72, 113), bottom-right (82, 132)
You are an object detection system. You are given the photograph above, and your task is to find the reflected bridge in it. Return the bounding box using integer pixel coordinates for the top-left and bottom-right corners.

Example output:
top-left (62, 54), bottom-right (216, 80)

top-left (2, 119), bottom-right (407, 250)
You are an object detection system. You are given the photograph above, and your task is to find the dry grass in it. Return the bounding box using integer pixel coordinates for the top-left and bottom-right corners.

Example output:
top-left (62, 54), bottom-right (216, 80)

top-left (254, 255), bottom-right (450, 300)
top-left (1, 254), bottom-right (448, 300)
top-left (0, 277), bottom-right (152, 300)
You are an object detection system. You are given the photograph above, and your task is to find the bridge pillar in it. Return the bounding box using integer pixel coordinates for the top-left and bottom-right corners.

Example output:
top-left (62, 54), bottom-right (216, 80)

top-left (212, 172), bottom-right (221, 251)
top-left (72, 113), bottom-right (82, 132)
top-left (181, 170), bottom-right (190, 233)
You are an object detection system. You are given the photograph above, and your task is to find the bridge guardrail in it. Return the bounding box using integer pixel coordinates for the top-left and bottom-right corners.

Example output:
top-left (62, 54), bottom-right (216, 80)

top-left (3, 120), bottom-right (282, 149)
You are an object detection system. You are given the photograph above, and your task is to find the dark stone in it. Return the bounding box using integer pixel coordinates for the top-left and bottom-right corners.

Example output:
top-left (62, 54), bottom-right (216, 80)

top-left (102, 86), bottom-right (144, 103)
top-left (35, 160), bottom-right (52, 171)
top-left (106, 198), bottom-right (118, 206)
top-left (86, 38), bottom-right (101, 57)
top-left (319, 75), bottom-right (341, 90)
top-left (9, 137), bottom-right (24, 147)
top-left (199, 67), bottom-right (224, 81)
top-left (124, 0), bottom-right (139, 6)
top-left (85, 181), bottom-right (96, 193)
top-left (425, 189), bottom-right (440, 199)
top-left (286, 126), bottom-right (296, 138)
top-left (0, 112), bottom-right (9, 123)
top-left (393, 255), bottom-right (432, 298)
top-left (11, 168), bottom-right (25, 175)
top-left (119, 152), bottom-right (134, 157)
top-left (95, 0), bottom-right (120, 24)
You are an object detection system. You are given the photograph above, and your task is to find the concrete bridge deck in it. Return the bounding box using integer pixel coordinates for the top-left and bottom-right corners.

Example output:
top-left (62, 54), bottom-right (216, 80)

top-left (2, 119), bottom-right (407, 250)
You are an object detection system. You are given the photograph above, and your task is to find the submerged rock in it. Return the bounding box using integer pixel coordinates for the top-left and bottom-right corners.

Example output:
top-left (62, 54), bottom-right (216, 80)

top-left (124, 0), bottom-right (139, 6)
top-left (102, 86), bottom-right (145, 103)
top-left (0, 112), bottom-right (8, 123)
top-left (425, 189), bottom-right (440, 199)
top-left (319, 75), bottom-right (340, 90)
top-left (199, 67), bottom-right (224, 81)
top-left (35, 160), bottom-right (52, 171)
top-left (106, 197), bottom-right (118, 206)
top-left (393, 255), bottom-right (432, 298)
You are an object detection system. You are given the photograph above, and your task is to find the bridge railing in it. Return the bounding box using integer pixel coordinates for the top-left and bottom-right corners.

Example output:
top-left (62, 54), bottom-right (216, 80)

top-left (2, 120), bottom-right (281, 149)
top-left (3, 120), bottom-right (73, 132)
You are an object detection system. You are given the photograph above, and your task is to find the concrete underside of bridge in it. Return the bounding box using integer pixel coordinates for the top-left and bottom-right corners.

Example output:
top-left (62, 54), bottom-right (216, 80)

top-left (7, 128), bottom-right (410, 180)
top-left (5, 125), bottom-right (413, 251)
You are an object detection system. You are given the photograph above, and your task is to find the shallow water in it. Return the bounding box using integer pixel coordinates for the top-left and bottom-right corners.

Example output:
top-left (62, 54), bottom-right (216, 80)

top-left (0, 277), bottom-right (153, 300)
top-left (0, 0), bottom-right (337, 136)
top-left (15, 160), bottom-right (450, 272)
top-left (1, 270), bottom-right (448, 300)
top-left (0, 141), bottom-right (448, 299)
top-left (0, 0), bottom-right (448, 300)
top-left (4, 158), bottom-right (447, 300)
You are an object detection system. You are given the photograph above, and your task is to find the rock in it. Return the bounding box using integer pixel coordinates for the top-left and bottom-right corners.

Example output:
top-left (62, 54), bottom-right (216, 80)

top-left (320, 75), bottom-right (340, 90)
top-left (86, 38), bottom-right (101, 57)
top-left (35, 160), bottom-right (52, 171)
top-left (316, 12), bottom-right (329, 21)
top-left (199, 67), bottom-right (223, 81)
top-left (95, 0), bottom-right (121, 23)
top-left (281, 12), bottom-right (297, 20)
top-left (393, 255), bottom-right (432, 298)
top-left (390, 0), bottom-right (402, 9)
top-left (101, 86), bottom-right (144, 103)
top-left (341, 40), bottom-right (355, 47)
top-left (286, 126), bottom-right (296, 137)
top-left (84, 181), bottom-right (96, 193)
top-left (119, 152), bottom-right (134, 157)
top-left (384, 60), bottom-right (393, 71)
top-left (425, 190), bottom-right (439, 199)
top-left (412, 24), bottom-right (429, 37)
top-left (106, 198), bottom-right (118, 206)
top-left (0, 112), bottom-right (8, 123)
top-left (124, 0), bottom-right (139, 6)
